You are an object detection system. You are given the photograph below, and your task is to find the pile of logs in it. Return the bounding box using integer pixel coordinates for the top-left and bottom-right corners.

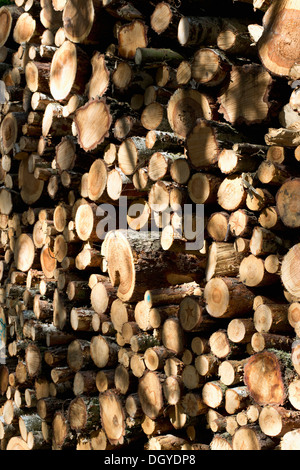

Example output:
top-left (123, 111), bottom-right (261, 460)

top-left (0, 0), bottom-right (299, 451)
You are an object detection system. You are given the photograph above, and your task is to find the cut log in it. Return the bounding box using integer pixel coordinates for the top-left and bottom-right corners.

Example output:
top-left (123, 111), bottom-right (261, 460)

top-left (276, 178), bottom-right (300, 228)
top-left (217, 18), bottom-right (256, 56)
top-left (117, 137), bottom-right (152, 176)
top-left (205, 242), bottom-right (245, 282)
top-left (204, 277), bottom-right (255, 319)
top-left (135, 48), bottom-right (184, 67)
top-left (14, 234), bottom-right (36, 273)
top-left (225, 386), bottom-right (249, 415)
top-left (186, 119), bottom-right (242, 170)
top-left (102, 230), bottom-right (205, 303)
top-left (239, 254), bottom-right (279, 287)
top-left (191, 48), bottom-right (230, 87)
top-left (244, 350), bottom-right (288, 406)
top-left (90, 335), bottom-right (119, 369)
top-left (229, 209), bottom-right (257, 239)
top-left (218, 64), bottom-right (274, 125)
top-left (259, 406), bottom-right (300, 438)
top-left (202, 380), bottom-right (227, 409)
top-left (206, 212), bottom-right (230, 242)
top-left (281, 244), bottom-right (300, 299)
top-left (118, 20), bottom-right (148, 59)
top-left (150, 2), bottom-right (181, 37)
top-left (161, 317), bottom-right (185, 356)
top-left (167, 89), bottom-right (215, 139)
top-left (68, 396), bottom-right (100, 432)
top-left (258, 0), bottom-right (300, 77)
top-left (13, 12), bottom-right (44, 45)
top-left (251, 332), bottom-right (293, 353)
top-left (209, 329), bottom-right (242, 360)
top-left (188, 173), bottom-right (221, 205)
top-left (144, 282), bottom-right (201, 308)
top-left (49, 41), bottom-right (91, 101)
top-left (62, 0), bottom-right (113, 45)
top-left (179, 295), bottom-right (216, 332)
top-left (177, 16), bottom-right (221, 47)
top-left (138, 371), bottom-right (165, 420)
top-left (74, 98), bottom-right (112, 152)
top-left (217, 175), bottom-right (246, 212)
top-left (232, 425), bottom-right (276, 450)
top-left (246, 187), bottom-right (275, 212)
top-left (280, 429), bottom-right (300, 450)
top-left (227, 319), bottom-right (256, 344)
top-left (249, 226), bottom-right (285, 257)
top-left (218, 359), bottom-right (248, 386)
top-left (253, 303), bottom-right (291, 334)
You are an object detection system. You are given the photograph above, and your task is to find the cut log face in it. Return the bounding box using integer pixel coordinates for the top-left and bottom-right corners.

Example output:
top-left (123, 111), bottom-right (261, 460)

top-left (118, 20), bottom-right (148, 59)
top-left (1, 112), bottom-right (26, 154)
top-left (281, 243), bottom-right (300, 299)
top-left (276, 178), bottom-right (300, 228)
top-left (14, 234), bottom-right (35, 272)
top-left (88, 52), bottom-right (110, 100)
top-left (167, 89), bottom-right (214, 138)
top-left (191, 48), bottom-right (229, 87)
top-left (232, 426), bottom-right (275, 450)
top-left (218, 65), bottom-right (273, 125)
top-left (50, 41), bottom-right (90, 101)
top-left (74, 99), bottom-right (112, 152)
top-left (244, 351), bottom-right (286, 406)
top-left (258, 0), bottom-right (300, 77)
top-left (150, 2), bottom-right (176, 35)
top-left (99, 390), bottom-right (125, 446)
top-left (13, 12), bottom-right (37, 44)
top-left (87, 159), bottom-right (108, 201)
top-left (281, 429), bottom-right (300, 450)
top-left (40, 244), bottom-right (57, 279)
top-left (259, 406), bottom-right (300, 438)
top-left (204, 277), bottom-right (254, 318)
top-left (0, 7), bottom-right (13, 48)
top-left (62, 0), bottom-right (96, 44)
top-left (138, 371), bottom-right (165, 419)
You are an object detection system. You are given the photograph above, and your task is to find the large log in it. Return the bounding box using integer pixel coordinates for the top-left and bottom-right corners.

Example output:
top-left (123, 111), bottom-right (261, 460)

top-left (102, 230), bottom-right (206, 303)
top-left (258, 0), bottom-right (300, 77)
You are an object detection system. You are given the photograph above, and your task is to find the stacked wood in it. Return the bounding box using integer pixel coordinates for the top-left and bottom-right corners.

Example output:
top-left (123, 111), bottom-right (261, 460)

top-left (0, 0), bottom-right (299, 453)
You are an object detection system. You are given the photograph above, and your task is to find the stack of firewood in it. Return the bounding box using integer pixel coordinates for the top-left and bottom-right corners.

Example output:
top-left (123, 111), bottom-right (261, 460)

top-left (0, 0), bottom-right (299, 451)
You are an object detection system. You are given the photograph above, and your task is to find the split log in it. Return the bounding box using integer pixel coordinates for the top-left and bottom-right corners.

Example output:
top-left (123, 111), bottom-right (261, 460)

top-left (205, 242), bottom-right (245, 281)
